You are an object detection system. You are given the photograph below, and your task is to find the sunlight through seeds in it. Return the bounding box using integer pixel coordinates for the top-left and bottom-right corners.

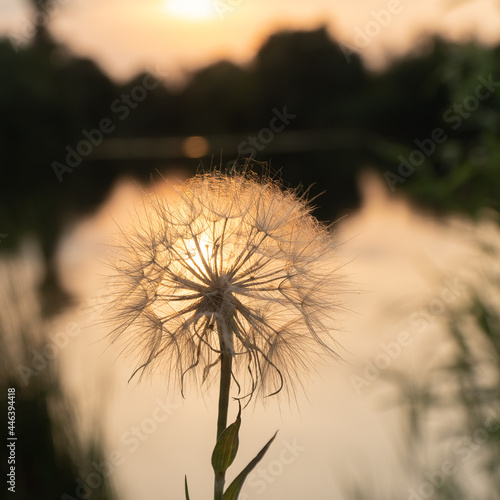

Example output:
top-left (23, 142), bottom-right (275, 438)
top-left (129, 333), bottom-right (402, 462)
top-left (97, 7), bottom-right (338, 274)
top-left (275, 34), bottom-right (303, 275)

top-left (108, 168), bottom-right (345, 402)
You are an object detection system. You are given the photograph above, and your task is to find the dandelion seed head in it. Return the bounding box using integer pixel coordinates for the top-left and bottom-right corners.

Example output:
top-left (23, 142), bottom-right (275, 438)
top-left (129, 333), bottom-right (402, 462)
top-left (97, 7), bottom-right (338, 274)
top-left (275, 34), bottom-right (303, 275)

top-left (108, 169), bottom-right (345, 401)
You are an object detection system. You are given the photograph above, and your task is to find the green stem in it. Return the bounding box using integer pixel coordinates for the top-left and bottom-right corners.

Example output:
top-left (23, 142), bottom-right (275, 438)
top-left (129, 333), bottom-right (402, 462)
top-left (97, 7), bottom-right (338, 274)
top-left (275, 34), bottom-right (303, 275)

top-left (216, 351), bottom-right (232, 440)
top-left (214, 326), bottom-right (233, 500)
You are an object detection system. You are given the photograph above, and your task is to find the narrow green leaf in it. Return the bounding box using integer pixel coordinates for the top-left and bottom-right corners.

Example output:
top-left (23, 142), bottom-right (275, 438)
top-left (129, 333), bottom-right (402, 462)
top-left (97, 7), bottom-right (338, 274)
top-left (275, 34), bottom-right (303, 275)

top-left (223, 431), bottom-right (278, 500)
top-left (184, 475), bottom-right (190, 500)
top-left (212, 405), bottom-right (241, 474)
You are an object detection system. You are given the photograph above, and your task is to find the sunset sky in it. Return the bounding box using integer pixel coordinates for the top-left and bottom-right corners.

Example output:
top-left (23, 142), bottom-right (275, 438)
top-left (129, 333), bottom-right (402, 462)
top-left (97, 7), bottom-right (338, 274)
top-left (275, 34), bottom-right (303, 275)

top-left (1, 0), bottom-right (500, 83)
top-left (3, 1), bottom-right (500, 498)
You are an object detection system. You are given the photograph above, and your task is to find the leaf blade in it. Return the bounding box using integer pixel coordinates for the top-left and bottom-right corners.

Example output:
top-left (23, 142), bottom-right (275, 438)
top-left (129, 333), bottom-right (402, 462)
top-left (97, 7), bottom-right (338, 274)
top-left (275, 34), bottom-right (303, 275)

top-left (223, 431), bottom-right (278, 500)
top-left (211, 405), bottom-right (242, 474)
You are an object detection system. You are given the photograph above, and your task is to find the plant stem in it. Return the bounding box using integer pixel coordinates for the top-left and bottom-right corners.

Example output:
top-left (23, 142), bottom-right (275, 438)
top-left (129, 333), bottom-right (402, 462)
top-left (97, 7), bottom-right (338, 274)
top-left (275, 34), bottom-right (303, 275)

top-left (214, 326), bottom-right (233, 500)
top-left (217, 350), bottom-right (232, 440)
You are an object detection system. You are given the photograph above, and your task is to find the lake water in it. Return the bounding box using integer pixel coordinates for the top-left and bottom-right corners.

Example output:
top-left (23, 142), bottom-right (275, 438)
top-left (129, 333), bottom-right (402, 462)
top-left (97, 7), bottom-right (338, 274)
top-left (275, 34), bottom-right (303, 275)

top-left (9, 170), bottom-right (499, 499)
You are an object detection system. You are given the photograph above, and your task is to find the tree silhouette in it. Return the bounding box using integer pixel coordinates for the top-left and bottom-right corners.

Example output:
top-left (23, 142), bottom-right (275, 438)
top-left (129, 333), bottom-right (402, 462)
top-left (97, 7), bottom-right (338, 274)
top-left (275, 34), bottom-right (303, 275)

top-left (28, 0), bottom-right (55, 45)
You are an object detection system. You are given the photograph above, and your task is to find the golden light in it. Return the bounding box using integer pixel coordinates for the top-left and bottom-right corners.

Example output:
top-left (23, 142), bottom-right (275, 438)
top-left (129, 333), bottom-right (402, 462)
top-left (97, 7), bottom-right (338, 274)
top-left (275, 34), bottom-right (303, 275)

top-left (182, 135), bottom-right (210, 158)
top-left (183, 235), bottom-right (214, 275)
top-left (163, 0), bottom-right (218, 21)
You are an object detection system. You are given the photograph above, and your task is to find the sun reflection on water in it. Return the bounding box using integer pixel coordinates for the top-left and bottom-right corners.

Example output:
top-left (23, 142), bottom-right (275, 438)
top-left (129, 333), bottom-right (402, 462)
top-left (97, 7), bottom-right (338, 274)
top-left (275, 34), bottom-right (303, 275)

top-left (41, 171), bottom-right (500, 499)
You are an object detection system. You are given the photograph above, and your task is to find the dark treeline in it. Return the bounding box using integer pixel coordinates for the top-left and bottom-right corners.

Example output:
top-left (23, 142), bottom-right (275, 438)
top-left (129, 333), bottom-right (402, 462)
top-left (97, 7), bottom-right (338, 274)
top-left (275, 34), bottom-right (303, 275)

top-left (1, 19), bottom-right (500, 500)
top-left (1, 26), bottom-right (500, 290)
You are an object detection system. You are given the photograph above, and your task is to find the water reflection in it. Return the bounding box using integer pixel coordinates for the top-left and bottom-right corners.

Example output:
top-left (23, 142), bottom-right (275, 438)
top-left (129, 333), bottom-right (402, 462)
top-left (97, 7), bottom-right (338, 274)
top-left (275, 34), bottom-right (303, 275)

top-left (5, 171), bottom-right (499, 499)
top-left (0, 240), bottom-right (115, 500)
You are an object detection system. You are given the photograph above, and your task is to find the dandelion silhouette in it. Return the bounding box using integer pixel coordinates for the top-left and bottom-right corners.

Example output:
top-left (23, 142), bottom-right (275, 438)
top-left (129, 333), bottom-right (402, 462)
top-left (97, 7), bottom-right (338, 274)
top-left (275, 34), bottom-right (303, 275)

top-left (108, 167), bottom-right (344, 499)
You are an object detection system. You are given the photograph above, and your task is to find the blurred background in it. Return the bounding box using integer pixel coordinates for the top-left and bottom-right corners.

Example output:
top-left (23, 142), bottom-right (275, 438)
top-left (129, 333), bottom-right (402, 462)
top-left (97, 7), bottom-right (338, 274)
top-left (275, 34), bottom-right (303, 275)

top-left (1, 0), bottom-right (500, 498)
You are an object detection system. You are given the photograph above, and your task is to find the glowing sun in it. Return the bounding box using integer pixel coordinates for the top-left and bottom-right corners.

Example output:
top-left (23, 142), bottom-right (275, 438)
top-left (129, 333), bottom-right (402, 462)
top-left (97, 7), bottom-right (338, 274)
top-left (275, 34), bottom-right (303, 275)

top-left (163, 0), bottom-right (218, 21)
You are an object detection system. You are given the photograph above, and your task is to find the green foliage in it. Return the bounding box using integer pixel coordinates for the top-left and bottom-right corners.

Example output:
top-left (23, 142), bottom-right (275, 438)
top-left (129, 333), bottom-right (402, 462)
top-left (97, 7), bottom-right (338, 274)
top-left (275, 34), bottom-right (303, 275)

top-left (381, 239), bottom-right (500, 499)
top-left (0, 251), bottom-right (116, 500)
top-left (212, 406), bottom-right (241, 475)
top-left (3, 18), bottom-right (500, 499)
top-left (343, 224), bottom-right (500, 500)
top-left (188, 404), bottom-right (276, 499)
top-left (1, 27), bottom-right (499, 292)
top-left (222, 431), bottom-right (278, 500)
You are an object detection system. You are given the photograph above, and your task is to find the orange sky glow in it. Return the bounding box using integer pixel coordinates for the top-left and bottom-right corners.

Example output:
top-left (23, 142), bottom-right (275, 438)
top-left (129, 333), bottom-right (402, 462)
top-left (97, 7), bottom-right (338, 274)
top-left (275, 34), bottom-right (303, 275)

top-left (2, 0), bottom-right (500, 83)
